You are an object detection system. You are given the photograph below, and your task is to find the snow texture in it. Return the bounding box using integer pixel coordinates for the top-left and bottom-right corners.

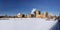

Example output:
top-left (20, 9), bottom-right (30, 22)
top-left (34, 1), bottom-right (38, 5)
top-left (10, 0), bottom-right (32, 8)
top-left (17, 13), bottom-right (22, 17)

top-left (0, 18), bottom-right (58, 30)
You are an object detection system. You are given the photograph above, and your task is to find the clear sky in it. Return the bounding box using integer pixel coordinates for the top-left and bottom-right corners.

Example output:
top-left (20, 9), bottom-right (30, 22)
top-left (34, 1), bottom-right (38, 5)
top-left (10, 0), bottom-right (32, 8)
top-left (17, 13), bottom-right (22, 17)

top-left (0, 0), bottom-right (60, 16)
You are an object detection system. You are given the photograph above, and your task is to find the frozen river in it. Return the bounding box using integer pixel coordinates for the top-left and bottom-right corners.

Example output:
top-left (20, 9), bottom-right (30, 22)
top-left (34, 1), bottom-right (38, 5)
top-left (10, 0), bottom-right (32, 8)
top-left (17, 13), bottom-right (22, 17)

top-left (0, 18), bottom-right (59, 30)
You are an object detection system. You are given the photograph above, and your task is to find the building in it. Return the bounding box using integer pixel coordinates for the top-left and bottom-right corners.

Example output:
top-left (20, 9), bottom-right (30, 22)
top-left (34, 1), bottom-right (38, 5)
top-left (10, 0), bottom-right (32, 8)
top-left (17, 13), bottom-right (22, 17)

top-left (31, 9), bottom-right (48, 18)
top-left (34, 10), bottom-right (41, 18)
top-left (16, 8), bottom-right (55, 19)
top-left (42, 12), bottom-right (48, 18)
top-left (43, 12), bottom-right (48, 17)
top-left (31, 14), bottom-right (35, 18)
top-left (17, 13), bottom-right (23, 18)
top-left (26, 14), bottom-right (31, 18)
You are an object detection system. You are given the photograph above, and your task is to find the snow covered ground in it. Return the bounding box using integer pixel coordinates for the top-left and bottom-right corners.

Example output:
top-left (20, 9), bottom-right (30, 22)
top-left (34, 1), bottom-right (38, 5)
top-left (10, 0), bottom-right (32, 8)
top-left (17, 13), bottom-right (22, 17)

top-left (0, 18), bottom-right (58, 30)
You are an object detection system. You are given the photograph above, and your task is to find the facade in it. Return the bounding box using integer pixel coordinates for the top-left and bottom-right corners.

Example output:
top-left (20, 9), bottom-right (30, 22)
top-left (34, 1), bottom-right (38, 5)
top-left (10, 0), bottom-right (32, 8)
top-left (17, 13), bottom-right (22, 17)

top-left (16, 9), bottom-right (56, 19)
top-left (17, 13), bottom-right (22, 18)
top-left (33, 10), bottom-right (48, 18)
top-left (42, 12), bottom-right (48, 18)
top-left (0, 9), bottom-right (57, 19)
top-left (43, 12), bottom-right (48, 17)
top-left (34, 10), bottom-right (41, 18)
top-left (26, 14), bottom-right (31, 18)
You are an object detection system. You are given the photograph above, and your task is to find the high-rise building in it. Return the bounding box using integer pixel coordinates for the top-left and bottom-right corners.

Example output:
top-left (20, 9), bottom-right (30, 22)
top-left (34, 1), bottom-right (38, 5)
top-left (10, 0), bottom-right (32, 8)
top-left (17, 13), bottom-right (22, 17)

top-left (34, 10), bottom-right (41, 18)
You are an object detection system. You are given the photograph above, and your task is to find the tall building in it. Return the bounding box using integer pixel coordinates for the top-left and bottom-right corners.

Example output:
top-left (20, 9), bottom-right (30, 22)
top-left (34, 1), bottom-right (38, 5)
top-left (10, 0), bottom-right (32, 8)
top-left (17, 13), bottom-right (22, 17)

top-left (43, 12), bottom-right (48, 17)
top-left (34, 10), bottom-right (41, 18)
top-left (16, 8), bottom-right (55, 19)
top-left (31, 8), bottom-right (41, 18)
top-left (31, 8), bottom-right (36, 14)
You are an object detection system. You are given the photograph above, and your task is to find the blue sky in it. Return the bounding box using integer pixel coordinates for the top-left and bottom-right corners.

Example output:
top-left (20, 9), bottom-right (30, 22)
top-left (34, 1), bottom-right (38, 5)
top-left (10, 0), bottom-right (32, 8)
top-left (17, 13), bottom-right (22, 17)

top-left (0, 0), bottom-right (60, 16)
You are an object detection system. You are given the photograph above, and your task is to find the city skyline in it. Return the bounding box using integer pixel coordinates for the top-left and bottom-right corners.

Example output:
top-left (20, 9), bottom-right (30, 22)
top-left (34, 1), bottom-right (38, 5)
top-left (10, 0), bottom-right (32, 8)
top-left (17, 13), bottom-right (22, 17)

top-left (0, 0), bottom-right (60, 16)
